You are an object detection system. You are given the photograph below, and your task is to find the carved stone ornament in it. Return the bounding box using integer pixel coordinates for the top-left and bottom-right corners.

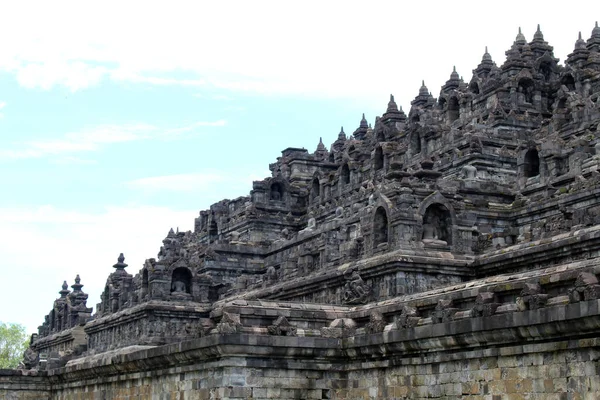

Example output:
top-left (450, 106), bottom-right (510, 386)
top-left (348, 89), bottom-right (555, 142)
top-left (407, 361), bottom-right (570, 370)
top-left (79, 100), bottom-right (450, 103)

top-left (394, 305), bottom-right (420, 329)
top-left (568, 272), bottom-right (600, 302)
top-left (516, 282), bottom-right (548, 311)
top-left (320, 318), bottom-right (357, 338)
top-left (365, 311), bottom-right (386, 334)
top-left (342, 270), bottom-right (371, 305)
top-left (472, 292), bottom-right (500, 317)
top-left (267, 316), bottom-right (297, 336)
top-left (431, 298), bottom-right (458, 323)
top-left (215, 311), bottom-right (242, 334)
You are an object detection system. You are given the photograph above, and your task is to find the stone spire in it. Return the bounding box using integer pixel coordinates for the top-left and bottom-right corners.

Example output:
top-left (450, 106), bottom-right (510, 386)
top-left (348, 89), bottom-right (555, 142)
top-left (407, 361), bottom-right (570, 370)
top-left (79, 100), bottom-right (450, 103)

top-left (113, 253), bottom-right (128, 272)
top-left (533, 24), bottom-right (544, 41)
top-left (587, 21), bottom-right (600, 54)
top-left (71, 274), bottom-right (83, 292)
top-left (353, 114), bottom-right (369, 140)
top-left (59, 281), bottom-right (70, 298)
top-left (359, 113), bottom-right (368, 129)
top-left (592, 21), bottom-right (600, 39)
top-left (529, 24), bottom-right (554, 59)
top-left (69, 274), bottom-right (89, 309)
top-left (567, 32), bottom-right (590, 67)
top-left (411, 81), bottom-right (433, 108)
top-left (473, 47), bottom-right (496, 78)
top-left (483, 46), bottom-right (492, 62)
top-left (442, 66), bottom-right (461, 92)
top-left (515, 27), bottom-right (527, 45)
top-left (314, 137), bottom-right (328, 161)
top-left (382, 94), bottom-right (406, 123)
top-left (316, 137), bottom-right (326, 151)
top-left (332, 127), bottom-right (347, 154)
top-left (504, 29), bottom-right (529, 71)
top-left (419, 80), bottom-right (429, 97)
top-left (386, 94), bottom-right (398, 113)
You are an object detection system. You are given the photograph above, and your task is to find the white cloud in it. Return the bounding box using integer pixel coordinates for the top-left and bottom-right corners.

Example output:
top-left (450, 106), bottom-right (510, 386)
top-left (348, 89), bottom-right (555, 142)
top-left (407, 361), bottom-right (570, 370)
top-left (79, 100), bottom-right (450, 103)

top-left (1, 1), bottom-right (598, 106)
top-left (0, 204), bottom-right (196, 334)
top-left (110, 69), bottom-right (205, 87)
top-left (126, 172), bottom-right (226, 192)
top-left (0, 120), bottom-right (226, 160)
top-left (16, 61), bottom-right (107, 92)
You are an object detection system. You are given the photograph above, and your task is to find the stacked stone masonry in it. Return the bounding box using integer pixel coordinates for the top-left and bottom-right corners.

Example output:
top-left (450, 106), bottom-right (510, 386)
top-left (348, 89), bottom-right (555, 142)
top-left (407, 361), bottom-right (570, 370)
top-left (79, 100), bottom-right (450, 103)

top-left (4, 23), bottom-right (600, 399)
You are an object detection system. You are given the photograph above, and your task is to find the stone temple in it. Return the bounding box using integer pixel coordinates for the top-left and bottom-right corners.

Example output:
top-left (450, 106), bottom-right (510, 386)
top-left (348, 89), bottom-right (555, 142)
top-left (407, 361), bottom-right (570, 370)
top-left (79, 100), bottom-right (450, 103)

top-left (4, 24), bottom-right (600, 399)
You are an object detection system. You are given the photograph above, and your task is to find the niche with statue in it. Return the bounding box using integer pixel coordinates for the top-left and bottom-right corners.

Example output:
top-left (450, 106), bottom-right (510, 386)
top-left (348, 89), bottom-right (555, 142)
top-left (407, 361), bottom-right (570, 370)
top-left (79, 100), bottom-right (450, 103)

top-left (422, 204), bottom-right (452, 248)
top-left (171, 267), bottom-right (192, 300)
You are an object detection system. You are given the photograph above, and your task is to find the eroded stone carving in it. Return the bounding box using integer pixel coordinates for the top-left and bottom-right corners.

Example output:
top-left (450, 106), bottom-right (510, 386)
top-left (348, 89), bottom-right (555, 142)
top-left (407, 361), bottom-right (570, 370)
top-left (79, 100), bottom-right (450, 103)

top-left (320, 318), bottom-right (357, 338)
top-left (568, 272), bottom-right (600, 302)
top-left (472, 292), bottom-right (500, 317)
top-left (431, 299), bottom-right (458, 323)
top-left (342, 270), bottom-right (371, 305)
top-left (215, 312), bottom-right (242, 334)
top-left (365, 311), bottom-right (386, 334)
top-left (267, 316), bottom-right (297, 336)
top-left (517, 282), bottom-right (548, 311)
top-left (394, 305), bottom-right (420, 329)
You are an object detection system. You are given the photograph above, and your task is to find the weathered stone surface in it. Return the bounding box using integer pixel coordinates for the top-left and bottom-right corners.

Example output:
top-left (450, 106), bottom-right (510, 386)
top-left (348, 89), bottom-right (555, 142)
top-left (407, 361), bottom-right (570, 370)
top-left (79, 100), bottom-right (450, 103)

top-left (8, 23), bottom-right (600, 399)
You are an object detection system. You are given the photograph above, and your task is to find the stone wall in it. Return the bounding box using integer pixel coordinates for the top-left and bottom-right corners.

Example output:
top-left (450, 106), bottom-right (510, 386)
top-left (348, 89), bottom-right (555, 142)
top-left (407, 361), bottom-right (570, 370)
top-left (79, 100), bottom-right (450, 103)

top-left (0, 370), bottom-right (50, 399)
top-left (340, 341), bottom-right (600, 399)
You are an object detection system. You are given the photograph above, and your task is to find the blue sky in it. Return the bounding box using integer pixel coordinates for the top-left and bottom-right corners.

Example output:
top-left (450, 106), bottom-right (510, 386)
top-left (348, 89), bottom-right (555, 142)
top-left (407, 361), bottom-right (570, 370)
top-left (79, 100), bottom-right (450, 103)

top-left (1, 1), bottom-right (599, 334)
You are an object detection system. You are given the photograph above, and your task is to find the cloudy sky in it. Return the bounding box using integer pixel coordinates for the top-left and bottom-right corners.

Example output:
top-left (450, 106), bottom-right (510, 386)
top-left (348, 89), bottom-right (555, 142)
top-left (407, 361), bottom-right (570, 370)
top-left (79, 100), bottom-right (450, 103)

top-left (1, 1), bottom-right (599, 334)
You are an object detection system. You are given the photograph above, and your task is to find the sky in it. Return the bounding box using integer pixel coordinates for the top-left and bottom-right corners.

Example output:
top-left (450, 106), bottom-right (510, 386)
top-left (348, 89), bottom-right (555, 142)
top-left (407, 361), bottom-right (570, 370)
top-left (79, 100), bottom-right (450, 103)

top-left (1, 1), bottom-right (599, 335)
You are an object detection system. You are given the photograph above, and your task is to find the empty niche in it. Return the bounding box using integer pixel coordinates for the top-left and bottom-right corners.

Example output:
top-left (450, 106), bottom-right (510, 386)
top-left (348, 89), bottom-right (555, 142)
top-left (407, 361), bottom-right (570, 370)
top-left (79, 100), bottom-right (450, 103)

top-left (142, 269), bottom-right (149, 295)
top-left (374, 147), bottom-right (384, 171)
top-left (561, 74), bottom-right (576, 91)
top-left (448, 96), bottom-right (459, 122)
top-left (311, 177), bottom-right (320, 201)
top-left (524, 149), bottom-right (540, 177)
top-left (373, 207), bottom-right (388, 247)
top-left (341, 163), bottom-right (350, 185)
top-left (209, 220), bottom-right (218, 243)
top-left (538, 61), bottom-right (552, 82)
top-left (412, 131), bottom-right (422, 154)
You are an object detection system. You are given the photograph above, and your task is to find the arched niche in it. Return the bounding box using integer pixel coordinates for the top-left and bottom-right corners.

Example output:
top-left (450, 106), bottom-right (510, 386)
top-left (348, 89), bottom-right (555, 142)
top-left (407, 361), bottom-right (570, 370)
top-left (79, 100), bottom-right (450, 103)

top-left (270, 182), bottom-right (284, 201)
top-left (102, 285), bottom-right (110, 312)
top-left (561, 74), bottom-right (576, 91)
top-left (376, 130), bottom-right (385, 142)
top-left (448, 96), bottom-right (459, 122)
top-left (411, 131), bottom-right (422, 154)
top-left (524, 149), bottom-right (540, 177)
top-left (538, 61), bottom-right (553, 82)
top-left (341, 163), bottom-right (350, 185)
top-left (374, 147), bottom-right (384, 171)
top-left (49, 310), bottom-right (56, 331)
top-left (209, 220), bottom-right (218, 243)
top-left (62, 303), bottom-right (69, 329)
top-left (422, 204), bottom-right (452, 245)
top-left (141, 269), bottom-right (149, 296)
top-left (518, 78), bottom-right (535, 104)
top-left (373, 207), bottom-right (388, 247)
top-left (311, 177), bottom-right (320, 201)
top-left (469, 81), bottom-right (480, 95)
top-left (171, 267), bottom-right (192, 294)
